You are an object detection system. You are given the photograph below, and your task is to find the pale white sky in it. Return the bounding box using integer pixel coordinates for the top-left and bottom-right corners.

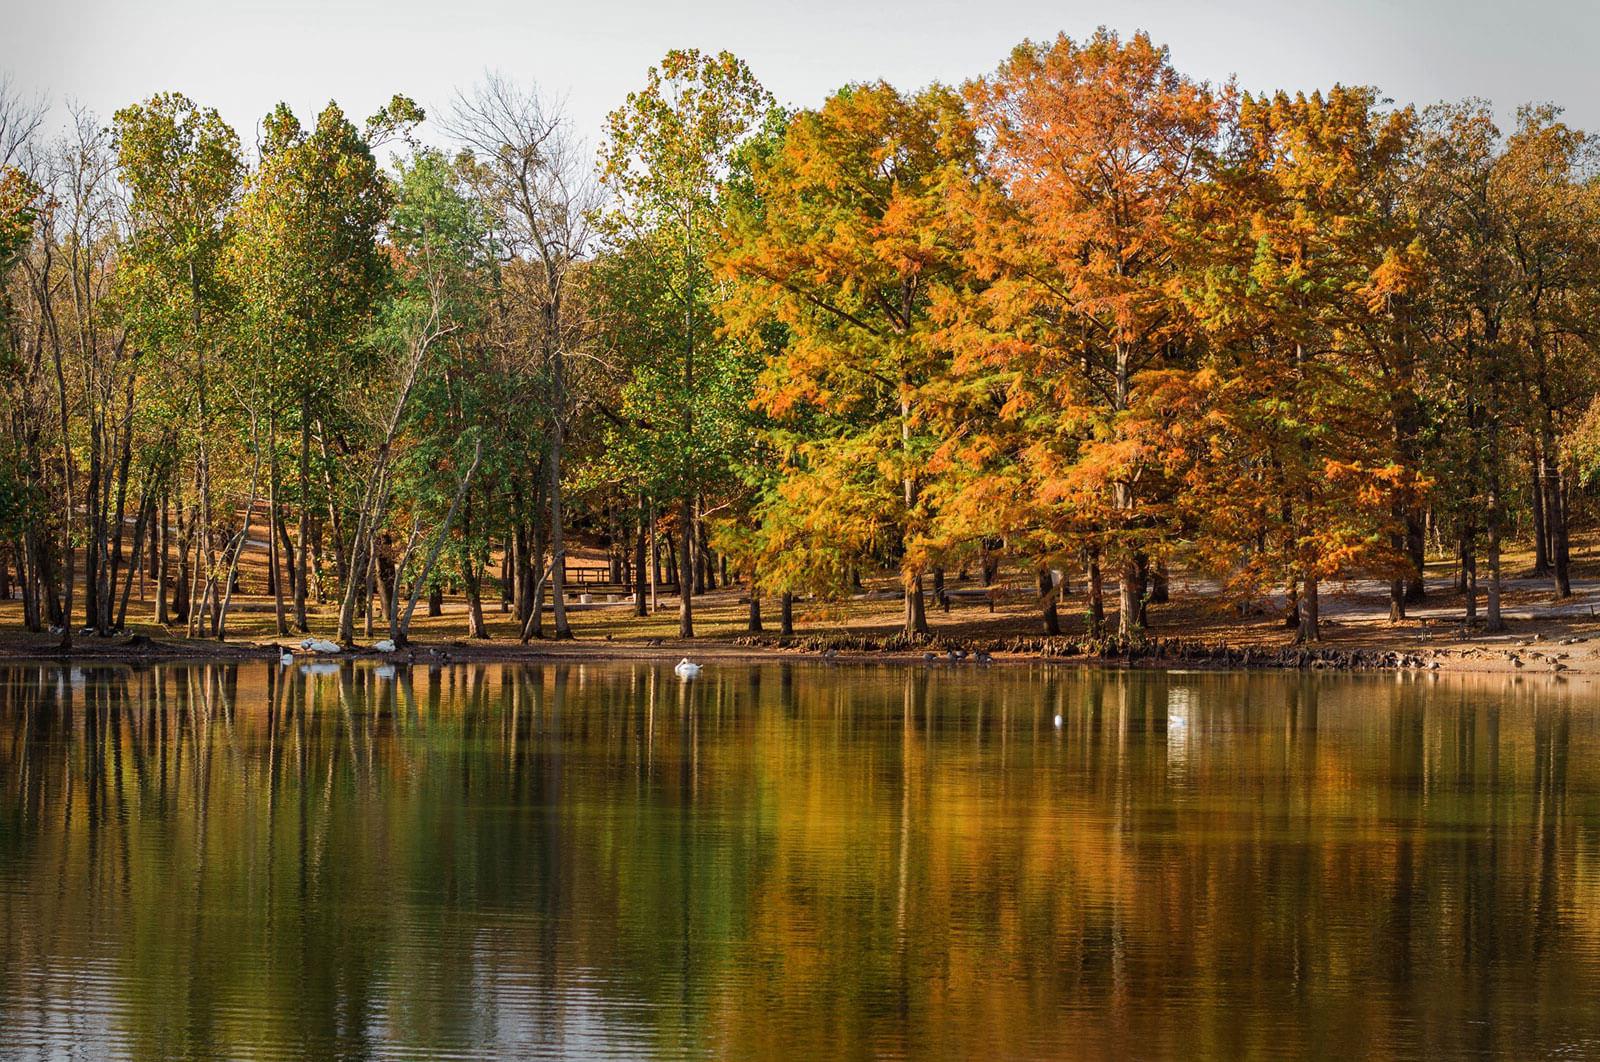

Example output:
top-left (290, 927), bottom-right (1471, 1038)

top-left (3, 0), bottom-right (1597, 153)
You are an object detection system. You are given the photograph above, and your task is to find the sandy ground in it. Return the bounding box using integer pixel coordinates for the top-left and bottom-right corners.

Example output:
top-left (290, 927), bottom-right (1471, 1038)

top-left (7, 550), bottom-right (1600, 677)
top-left (7, 511), bottom-right (1600, 675)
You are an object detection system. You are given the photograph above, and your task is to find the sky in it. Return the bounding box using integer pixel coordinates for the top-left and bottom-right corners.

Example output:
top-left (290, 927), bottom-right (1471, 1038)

top-left (3, 0), bottom-right (1598, 154)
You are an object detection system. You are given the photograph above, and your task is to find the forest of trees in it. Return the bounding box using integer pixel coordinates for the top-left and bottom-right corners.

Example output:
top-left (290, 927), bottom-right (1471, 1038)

top-left (2, 30), bottom-right (1599, 649)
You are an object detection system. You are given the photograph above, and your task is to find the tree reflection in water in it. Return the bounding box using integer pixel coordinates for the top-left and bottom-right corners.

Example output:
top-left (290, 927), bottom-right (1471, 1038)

top-left (1, 662), bottom-right (1598, 1059)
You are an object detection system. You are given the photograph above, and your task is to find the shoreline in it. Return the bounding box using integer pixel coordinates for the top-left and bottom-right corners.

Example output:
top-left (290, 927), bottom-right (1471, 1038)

top-left (1, 629), bottom-right (1593, 679)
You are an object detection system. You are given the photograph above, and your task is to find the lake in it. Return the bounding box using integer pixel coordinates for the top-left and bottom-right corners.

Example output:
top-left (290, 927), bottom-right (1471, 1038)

top-left (2, 661), bottom-right (1598, 1060)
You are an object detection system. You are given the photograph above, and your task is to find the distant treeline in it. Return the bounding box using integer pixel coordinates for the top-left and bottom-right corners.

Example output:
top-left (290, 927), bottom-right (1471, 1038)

top-left (1, 30), bottom-right (1596, 648)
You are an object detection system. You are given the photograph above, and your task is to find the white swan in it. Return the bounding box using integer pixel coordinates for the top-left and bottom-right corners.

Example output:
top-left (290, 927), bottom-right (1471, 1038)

top-left (280, 651), bottom-right (294, 666)
top-left (674, 657), bottom-right (702, 680)
top-left (372, 639), bottom-right (396, 653)
top-left (305, 638), bottom-right (341, 655)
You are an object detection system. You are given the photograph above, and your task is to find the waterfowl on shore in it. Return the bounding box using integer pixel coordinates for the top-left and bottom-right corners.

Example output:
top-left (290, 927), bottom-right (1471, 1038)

top-left (675, 658), bottom-right (701, 679)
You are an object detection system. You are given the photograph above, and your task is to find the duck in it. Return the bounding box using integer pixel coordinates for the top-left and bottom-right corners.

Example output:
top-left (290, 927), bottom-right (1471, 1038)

top-left (975, 650), bottom-right (993, 665)
top-left (923, 652), bottom-right (937, 664)
top-left (674, 657), bottom-right (702, 679)
top-left (1053, 714), bottom-right (1063, 728)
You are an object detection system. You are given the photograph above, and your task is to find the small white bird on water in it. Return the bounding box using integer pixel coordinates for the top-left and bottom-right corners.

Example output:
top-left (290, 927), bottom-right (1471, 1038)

top-left (1053, 714), bottom-right (1063, 728)
top-left (675, 657), bottom-right (702, 680)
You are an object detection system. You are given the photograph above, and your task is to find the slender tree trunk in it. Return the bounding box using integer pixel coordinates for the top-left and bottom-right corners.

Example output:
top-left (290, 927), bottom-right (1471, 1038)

top-left (548, 351), bottom-right (572, 639)
top-left (102, 382), bottom-right (136, 632)
top-left (1086, 549), bottom-right (1104, 634)
top-left (1486, 483), bottom-right (1504, 633)
top-left (780, 591), bottom-right (794, 636)
top-left (634, 494), bottom-right (648, 618)
top-left (463, 555), bottom-right (487, 639)
top-left (1544, 435), bottom-right (1571, 596)
top-left (267, 419), bottom-right (288, 635)
top-left (216, 447), bottom-right (262, 641)
top-left (1527, 442), bottom-right (1548, 576)
top-left (50, 337), bottom-right (76, 649)
top-left (1461, 526), bottom-right (1478, 624)
top-left (294, 399), bottom-right (310, 631)
top-left (155, 489), bottom-right (170, 625)
top-left (679, 493), bottom-right (694, 638)
top-left (395, 440), bottom-right (479, 644)
top-left (114, 481), bottom-right (152, 633)
top-left (899, 387), bottom-right (929, 638)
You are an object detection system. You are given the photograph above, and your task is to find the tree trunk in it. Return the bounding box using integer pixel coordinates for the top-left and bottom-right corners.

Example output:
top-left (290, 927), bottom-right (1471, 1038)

top-left (294, 401), bottom-right (311, 631)
top-left (780, 591), bottom-right (794, 636)
top-left (395, 440), bottom-right (480, 644)
top-left (267, 427), bottom-right (288, 635)
top-left (462, 554), bottom-right (487, 638)
top-left (1526, 444), bottom-right (1548, 577)
top-left (1485, 484), bottom-right (1504, 633)
top-left (155, 489), bottom-right (171, 625)
top-left (1117, 553), bottom-right (1142, 639)
top-left (903, 570), bottom-right (929, 638)
top-left (1038, 566), bottom-right (1060, 636)
top-left (1547, 454), bottom-right (1571, 596)
top-left (1404, 511), bottom-right (1426, 602)
top-left (679, 493), bottom-right (694, 638)
top-left (1086, 549), bottom-right (1104, 634)
top-left (548, 407), bottom-right (572, 641)
top-left (634, 495), bottom-right (648, 617)
top-left (747, 578), bottom-right (762, 633)
top-left (1297, 575), bottom-right (1320, 643)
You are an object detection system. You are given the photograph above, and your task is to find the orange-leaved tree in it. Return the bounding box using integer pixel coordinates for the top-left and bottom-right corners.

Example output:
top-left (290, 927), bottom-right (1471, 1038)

top-left (1175, 86), bottom-right (1422, 642)
top-left (961, 29), bottom-right (1224, 638)
top-left (720, 81), bottom-right (980, 638)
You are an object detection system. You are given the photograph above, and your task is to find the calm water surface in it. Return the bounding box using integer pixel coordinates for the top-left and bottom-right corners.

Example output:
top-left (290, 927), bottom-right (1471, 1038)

top-left (2, 661), bottom-right (1599, 1060)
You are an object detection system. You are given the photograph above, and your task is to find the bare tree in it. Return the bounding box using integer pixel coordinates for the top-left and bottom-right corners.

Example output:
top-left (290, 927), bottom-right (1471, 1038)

top-left (448, 74), bottom-right (595, 640)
